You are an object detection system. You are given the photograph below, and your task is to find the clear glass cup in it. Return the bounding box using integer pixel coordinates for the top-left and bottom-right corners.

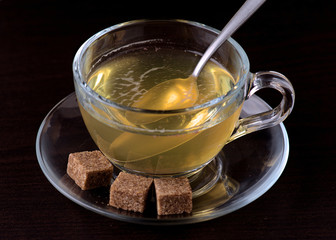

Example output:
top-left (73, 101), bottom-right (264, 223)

top-left (73, 19), bottom-right (295, 178)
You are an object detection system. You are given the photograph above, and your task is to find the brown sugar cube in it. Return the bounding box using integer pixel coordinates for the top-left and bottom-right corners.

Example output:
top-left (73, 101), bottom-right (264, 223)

top-left (109, 172), bottom-right (153, 213)
top-left (67, 150), bottom-right (113, 190)
top-left (154, 177), bottom-right (192, 215)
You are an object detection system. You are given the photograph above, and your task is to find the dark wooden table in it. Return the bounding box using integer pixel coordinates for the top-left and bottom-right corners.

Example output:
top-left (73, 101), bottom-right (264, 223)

top-left (1, 0), bottom-right (335, 239)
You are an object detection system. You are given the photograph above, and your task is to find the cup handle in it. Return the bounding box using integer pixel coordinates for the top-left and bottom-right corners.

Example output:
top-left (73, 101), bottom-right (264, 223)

top-left (228, 71), bottom-right (295, 143)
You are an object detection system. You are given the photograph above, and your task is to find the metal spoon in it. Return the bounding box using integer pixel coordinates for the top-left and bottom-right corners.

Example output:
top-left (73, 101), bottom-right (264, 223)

top-left (133, 0), bottom-right (266, 110)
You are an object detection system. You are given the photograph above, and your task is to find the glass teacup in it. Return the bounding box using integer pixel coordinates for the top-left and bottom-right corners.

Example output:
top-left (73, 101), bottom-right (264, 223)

top-left (73, 20), bottom-right (294, 178)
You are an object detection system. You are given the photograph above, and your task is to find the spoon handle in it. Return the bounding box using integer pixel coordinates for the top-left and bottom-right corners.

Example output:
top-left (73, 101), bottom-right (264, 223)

top-left (192, 0), bottom-right (266, 77)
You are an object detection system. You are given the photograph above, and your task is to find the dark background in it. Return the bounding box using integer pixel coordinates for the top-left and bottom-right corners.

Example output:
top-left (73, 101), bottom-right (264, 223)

top-left (1, 0), bottom-right (335, 239)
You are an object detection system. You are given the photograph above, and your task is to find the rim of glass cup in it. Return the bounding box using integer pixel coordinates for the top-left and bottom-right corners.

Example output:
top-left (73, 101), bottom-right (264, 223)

top-left (72, 19), bottom-right (250, 114)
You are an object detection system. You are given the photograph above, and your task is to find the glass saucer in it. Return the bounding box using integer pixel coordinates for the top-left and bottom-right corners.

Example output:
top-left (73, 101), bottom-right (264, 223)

top-left (36, 92), bottom-right (289, 225)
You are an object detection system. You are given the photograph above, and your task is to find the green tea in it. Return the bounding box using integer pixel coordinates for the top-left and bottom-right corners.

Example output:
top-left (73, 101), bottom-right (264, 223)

top-left (79, 45), bottom-right (242, 176)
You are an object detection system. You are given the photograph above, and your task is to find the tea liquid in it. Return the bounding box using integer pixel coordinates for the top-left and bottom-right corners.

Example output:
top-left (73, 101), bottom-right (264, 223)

top-left (79, 45), bottom-right (243, 175)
